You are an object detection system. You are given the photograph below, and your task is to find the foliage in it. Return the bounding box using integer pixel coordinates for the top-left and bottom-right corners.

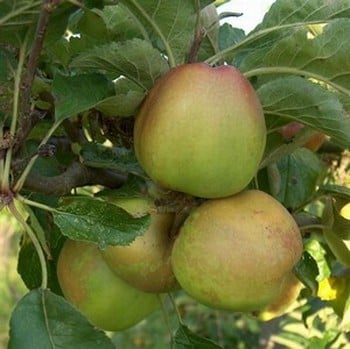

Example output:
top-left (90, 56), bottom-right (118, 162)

top-left (1, 0), bottom-right (350, 348)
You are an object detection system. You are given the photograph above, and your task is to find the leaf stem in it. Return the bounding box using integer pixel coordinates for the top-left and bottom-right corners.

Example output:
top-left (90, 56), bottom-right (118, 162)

top-left (167, 293), bottom-right (183, 325)
top-left (9, 201), bottom-right (48, 289)
top-left (13, 120), bottom-right (62, 192)
top-left (2, 36), bottom-right (29, 191)
top-left (244, 67), bottom-right (350, 97)
top-left (17, 195), bottom-right (59, 214)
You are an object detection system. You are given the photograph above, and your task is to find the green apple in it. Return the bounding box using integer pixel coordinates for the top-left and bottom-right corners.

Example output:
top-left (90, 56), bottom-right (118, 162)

top-left (57, 239), bottom-right (160, 331)
top-left (101, 196), bottom-right (179, 293)
top-left (134, 63), bottom-right (266, 199)
top-left (171, 190), bottom-right (303, 312)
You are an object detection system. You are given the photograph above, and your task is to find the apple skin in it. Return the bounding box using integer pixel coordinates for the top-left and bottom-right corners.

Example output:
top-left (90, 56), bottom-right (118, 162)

top-left (257, 273), bottom-right (303, 321)
top-left (57, 239), bottom-right (160, 332)
top-left (279, 122), bottom-right (326, 151)
top-left (171, 190), bottom-right (303, 312)
top-left (101, 197), bottom-right (179, 293)
top-left (134, 63), bottom-right (266, 199)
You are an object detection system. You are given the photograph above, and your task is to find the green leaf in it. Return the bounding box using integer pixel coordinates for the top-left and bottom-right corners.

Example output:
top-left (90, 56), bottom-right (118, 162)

top-left (243, 19), bottom-right (350, 100)
top-left (197, 4), bottom-right (220, 61)
top-left (52, 73), bottom-right (114, 121)
top-left (71, 39), bottom-right (169, 91)
top-left (52, 196), bottom-right (151, 248)
top-left (8, 289), bottom-right (115, 349)
top-left (319, 184), bottom-right (350, 200)
top-left (294, 250), bottom-right (320, 295)
top-left (218, 23), bottom-right (245, 62)
top-left (0, 0), bottom-right (40, 45)
top-left (119, 0), bottom-right (198, 65)
top-left (254, 0), bottom-right (350, 31)
top-left (80, 142), bottom-right (145, 176)
top-left (305, 239), bottom-right (332, 282)
top-left (275, 148), bottom-right (325, 210)
top-left (95, 77), bottom-right (146, 117)
top-left (257, 76), bottom-right (350, 149)
top-left (173, 324), bottom-right (224, 349)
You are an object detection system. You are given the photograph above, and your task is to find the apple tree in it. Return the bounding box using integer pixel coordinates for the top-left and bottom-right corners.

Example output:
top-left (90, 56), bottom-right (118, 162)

top-left (1, 0), bottom-right (350, 348)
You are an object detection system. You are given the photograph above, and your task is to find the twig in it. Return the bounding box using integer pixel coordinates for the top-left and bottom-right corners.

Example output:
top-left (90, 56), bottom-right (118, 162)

top-left (17, 0), bottom-right (57, 150)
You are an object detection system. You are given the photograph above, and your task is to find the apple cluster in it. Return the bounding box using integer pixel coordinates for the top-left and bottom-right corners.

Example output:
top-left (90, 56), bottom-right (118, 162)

top-left (57, 63), bottom-right (304, 332)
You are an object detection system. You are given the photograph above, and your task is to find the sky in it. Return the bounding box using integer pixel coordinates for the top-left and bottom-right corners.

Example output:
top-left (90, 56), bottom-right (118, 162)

top-left (218, 0), bottom-right (276, 33)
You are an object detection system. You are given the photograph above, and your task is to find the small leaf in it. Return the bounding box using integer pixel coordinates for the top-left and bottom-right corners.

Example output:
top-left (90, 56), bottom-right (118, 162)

top-left (275, 148), bottom-right (326, 210)
top-left (173, 324), bottom-right (223, 349)
top-left (52, 73), bottom-right (114, 121)
top-left (305, 239), bottom-right (332, 282)
top-left (294, 250), bottom-right (319, 295)
top-left (8, 289), bottom-right (115, 349)
top-left (324, 228), bottom-right (350, 267)
top-left (71, 39), bottom-right (169, 91)
top-left (95, 77), bottom-right (146, 117)
top-left (52, 196), bottom-right (151, 248)
top-left (80, 142), bottom-right (145, 176)
top-left (257, 76), bottom-right (350, 149)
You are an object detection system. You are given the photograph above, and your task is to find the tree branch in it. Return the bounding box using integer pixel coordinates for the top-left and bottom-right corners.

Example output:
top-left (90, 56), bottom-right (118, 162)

top-left (17, 0), bottom-right (58, 151)
top-left (22, 162), bottom-right (127, 196)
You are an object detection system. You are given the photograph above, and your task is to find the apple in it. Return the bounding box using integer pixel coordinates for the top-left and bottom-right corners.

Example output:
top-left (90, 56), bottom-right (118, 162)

top-left (257, 273), bottom-right (303, 321)
top-left (101, 196), bottom-right (179, 293)
top-left (171, 190), bottom-right (303, 312)
top-left (279, 122), bottom-right (326, 151)
top-left (57, 239), bottom-right (161, 331)
top-left (134, 63), bottom-right (266, 199)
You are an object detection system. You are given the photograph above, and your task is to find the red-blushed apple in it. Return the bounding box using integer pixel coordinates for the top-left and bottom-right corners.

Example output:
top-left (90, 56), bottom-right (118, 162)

top-left (101, 196), bottom-right (179, 293)
top-left (134, 63), bottom-right (266, 199)
top-left (171, 190), bottom-right (303, 312)
top-left (279, 122), bottom-right (326, 151)
top-left (57, 239), bottom-right (161, 331)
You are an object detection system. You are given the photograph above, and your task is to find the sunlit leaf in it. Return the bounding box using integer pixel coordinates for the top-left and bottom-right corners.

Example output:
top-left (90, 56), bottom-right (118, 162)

top-left (53, 196), bottom-right (151, 248)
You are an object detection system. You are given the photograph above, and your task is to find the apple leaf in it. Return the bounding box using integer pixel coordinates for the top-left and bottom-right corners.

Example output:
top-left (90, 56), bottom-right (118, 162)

top-left (275, 148), bottom-right (326, 210)
top-left (172, 324), bottom-right (224, 349)
top-left (8, 289), bottom-right (115, 349)
top-left (242, 19), bottom-right (350, 99)
top-left (52, 73), bottom-right (114, 121)
top-left (80, 142), bottom-right (145, 176)
top-left (0, 0), bottom-right (40, 44)
top-left (95, 77), bottom-right (145, 117)
top-left (254, 0), bottom-right (350, 31)
top-left (52, 196), bottom-right (151, 248)
top-left (119, 0), bottom-right (198, 65)
top-left (257, 76), bottom-right (350, 149)
top-left (71, 39), bottom-right (169, 91)
top-left (294, 251), bottom-right (319, 295)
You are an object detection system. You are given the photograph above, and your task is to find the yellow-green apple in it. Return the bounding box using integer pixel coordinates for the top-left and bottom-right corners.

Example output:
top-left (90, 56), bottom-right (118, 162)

top-left (134, 63), bottom-right (266, 199)
top-left (257, 273), bottom-right (303, 321)
top-left (171, 190), bottom-right (303, 312)
top-left (101, 196), bottom-right (179, 293)
top-left (57, 239), bottom-right (160, 331)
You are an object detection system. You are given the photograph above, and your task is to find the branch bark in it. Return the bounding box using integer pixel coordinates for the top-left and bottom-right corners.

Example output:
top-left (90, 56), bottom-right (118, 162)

top-left (22, 162), bottom-right (127, 196)
top-left (16, 0), bottom-right (58, 151)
